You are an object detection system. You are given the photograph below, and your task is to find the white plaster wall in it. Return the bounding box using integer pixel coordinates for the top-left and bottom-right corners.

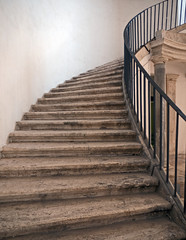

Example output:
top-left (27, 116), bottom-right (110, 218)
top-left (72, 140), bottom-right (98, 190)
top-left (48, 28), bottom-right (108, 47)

top-left (0, 0), bottom-right (161, 148)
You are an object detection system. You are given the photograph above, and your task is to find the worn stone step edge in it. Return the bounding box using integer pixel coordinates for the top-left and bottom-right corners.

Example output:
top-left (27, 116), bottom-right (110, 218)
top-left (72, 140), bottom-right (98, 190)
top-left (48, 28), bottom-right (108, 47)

top-left (0, 156), bottom-right (150, 177)
top-left (45, 86), bottom-right (123, 98)
top-left (38, 93), bottom-right (124, 104)
top-left (67, 69), bottom-right (123, 83)
top-left (15, 217), bottom-right (186, 240)
top-left (85, 60), bottom-right (124, 74)
top-left (82, 58), bottom-right (123, 72)
top-left (2, 142), bottom-right (143, 158)
top-left (23, 110), bottom-right (128, 120)
top-left (78, 62), bottom-right (123, 78)
top-left (55, 79), bottom-right (122, 91)
top-left (0, 173), bottom-right (159, 203)
top-left (16, 119), bottom-right (131, 130)
top-left (0, 193), bottom-right (171, 239)
top-left (62, 74), bottom-right (122, 86)
top-left (51, 81), bottom-right (121, 93)
top-left (9, 130), bottom-right (136, 143)
top-left (31, 101), bottom-right (125, 112)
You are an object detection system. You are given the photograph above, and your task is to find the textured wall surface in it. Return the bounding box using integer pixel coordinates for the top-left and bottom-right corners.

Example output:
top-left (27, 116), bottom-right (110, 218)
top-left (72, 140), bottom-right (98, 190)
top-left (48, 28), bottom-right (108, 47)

top-left (0, 0), bottom-right (161, 148)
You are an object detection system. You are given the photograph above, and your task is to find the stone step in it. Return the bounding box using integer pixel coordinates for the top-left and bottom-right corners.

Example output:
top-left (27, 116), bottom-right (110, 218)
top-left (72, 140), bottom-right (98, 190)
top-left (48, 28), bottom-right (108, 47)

top-left (0, 193), bottom-right (171, 239)
top-left (23, 110), bottom-right (128, 120)
top-left (31, 100), bottom-right (125, 111)
top-left (0, 156), bottom-right (150, 177)
top-left (2, 142), bottom-right (142, 158)
top-left (62, 74), bottom-right (122, 86)
top-left (0, 173), bottom-right (158, 203)
top-left (77, 62), bottom-right (123, 79)
top-left (16, 119), bottom-right (130, 130)
top-left (51, 80), bottom-right (122, 92)
top-left (67, 69), bottom-right (122, 83)
top-left (38, 92), bottom-right (123, 104)
top-left (9, 130), bottom-right (136, 143)
top-left (45, 86), bottom-right (123, 98)
top-left (85, 60), bottom-right (123, 75)
top-left (15, 217), bottom-right (186, 240)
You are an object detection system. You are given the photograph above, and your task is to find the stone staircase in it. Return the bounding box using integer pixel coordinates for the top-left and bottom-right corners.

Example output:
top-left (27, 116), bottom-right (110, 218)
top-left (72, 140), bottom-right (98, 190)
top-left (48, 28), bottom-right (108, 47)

top-left (0, 59), bottom-right (186, 239)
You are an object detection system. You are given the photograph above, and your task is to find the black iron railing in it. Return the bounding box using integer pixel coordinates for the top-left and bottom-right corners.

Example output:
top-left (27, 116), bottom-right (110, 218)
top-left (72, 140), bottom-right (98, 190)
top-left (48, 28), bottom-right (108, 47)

top-left (124, 0), bottom-right (186, 214)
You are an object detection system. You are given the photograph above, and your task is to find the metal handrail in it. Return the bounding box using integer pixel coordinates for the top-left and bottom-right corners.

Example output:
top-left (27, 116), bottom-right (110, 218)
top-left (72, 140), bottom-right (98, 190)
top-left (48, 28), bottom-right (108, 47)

top-left (124, 0), bottom-right (186, 215)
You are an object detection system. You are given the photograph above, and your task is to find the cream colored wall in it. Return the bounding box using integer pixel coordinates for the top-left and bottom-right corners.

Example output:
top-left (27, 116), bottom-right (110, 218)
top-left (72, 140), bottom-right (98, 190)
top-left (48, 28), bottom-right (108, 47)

top-left (0, 0), bottom-right (161, 148)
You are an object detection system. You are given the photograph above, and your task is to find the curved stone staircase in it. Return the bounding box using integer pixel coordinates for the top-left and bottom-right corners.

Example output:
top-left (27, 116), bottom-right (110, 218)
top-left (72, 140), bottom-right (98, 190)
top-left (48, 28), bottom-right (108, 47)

top-left (0, 59), bottom-right (185, 239)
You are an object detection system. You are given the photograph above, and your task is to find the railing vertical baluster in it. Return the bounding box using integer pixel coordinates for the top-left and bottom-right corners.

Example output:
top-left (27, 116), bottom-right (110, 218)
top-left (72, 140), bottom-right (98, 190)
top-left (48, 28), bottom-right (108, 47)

top-left (132, 21), bottom-right (134, 52)
top-left (167, 103), bottom-right (170, 183)
top-left (140, 14), bottom-right (142, 47)
top-left (165, 0), bottom-right (169, 30)
top-left (143, 10), bottom-right (146, 45)
top-left (137, 15), bottom-right (139, 50)
top-left (133, 60), bottom-right (136, 112)
top-left (153, 87), bottom-right (156, 158)
top-left (162, 1), bottom-right (165, 29)
top-left (157, 3), bottom-right (160, 30)
top-left (160, 95), bottom-right (163, 170)
top-left (143, 74), bottom-right (146, 139)
top-left (147, 9), bottom-right (149, 42)
top-left (130, 54), bottom-right (132, 102)
top-left (174, 113), bottom-right (179, 197)
top-left (170, 0), bottom-right (174, 29)
top-left (150, 7), bottom-right (152, 39)
top-left (148, 81), bottom-right (151, 147)
top-left (134, 18), bottom-right (137, 53)
top-left (154, 5), bottom-right (156, 38)
top-left (136, 64), bottom-right (139, 123)
top-left (140, 70), bottom-right (142, 131)
top-left (133, 20), bottom-right (135, 52)
top-left (179, 0), bottom-right (183, 25)
top-left (175, 0), bottom-right (178, 28)
top-left (184, 155), bottom-right (186, 213)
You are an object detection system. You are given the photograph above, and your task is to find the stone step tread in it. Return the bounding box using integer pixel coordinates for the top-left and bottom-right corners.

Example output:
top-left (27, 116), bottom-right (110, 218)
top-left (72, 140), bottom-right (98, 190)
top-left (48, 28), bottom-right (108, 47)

top-left (74, 65), bottom-right (123, 78)
top-left (10, 129), bottom-right (136, 137)
top-left (72, 67), bottom-right (123, 76)
top-left (38, 92), bottom-right (124, 103)
top-left (16, 119), bottom-right (131, 129)
top-left (51, 82), bottom-right (121, 92)
top-left (57, 79), bottom-right (122, 89)
top-left (85, 61), bottom-right (123, 74)
top-left (23, 110), bottom-right (128, 120)
top-left (61, 74), bottom-right (122, 86)
top-left (0, 173), bottom-right (158, 202)
top-left (36, 100), bottom-right (125, 105)
top-left (0, 156), bottom-right (150, 176)
top-left (45, 86), bottom-right (123, 97)
top-left (2, 142), bottom-right (142, 157)
top-left (66, 72), bottom-right (122, 80)
top-left (0, 193), bottom-right (171, 238)
top-left (31, 105), bottom-right (124, 112)
top-left (3, 141), bottom-right (142, 151)
top-left (80, 67), bottom-right (123, 78)
top-left (15, 217), bottom-right (186, 240)
top-left (67, 70), bottom-right (122, 83)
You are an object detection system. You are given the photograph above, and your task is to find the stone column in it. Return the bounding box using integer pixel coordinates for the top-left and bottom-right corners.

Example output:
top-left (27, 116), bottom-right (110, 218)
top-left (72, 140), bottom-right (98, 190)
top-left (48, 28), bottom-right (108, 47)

top-left (166, 74), bottom-right (179, 156)
top-left (151, 57), bottom-right (167, 161)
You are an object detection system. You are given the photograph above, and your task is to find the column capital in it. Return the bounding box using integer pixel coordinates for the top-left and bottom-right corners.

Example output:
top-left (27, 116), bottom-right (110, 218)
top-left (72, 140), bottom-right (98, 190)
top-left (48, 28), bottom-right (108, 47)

top-left (150, 55), bottom-right (169, 65)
